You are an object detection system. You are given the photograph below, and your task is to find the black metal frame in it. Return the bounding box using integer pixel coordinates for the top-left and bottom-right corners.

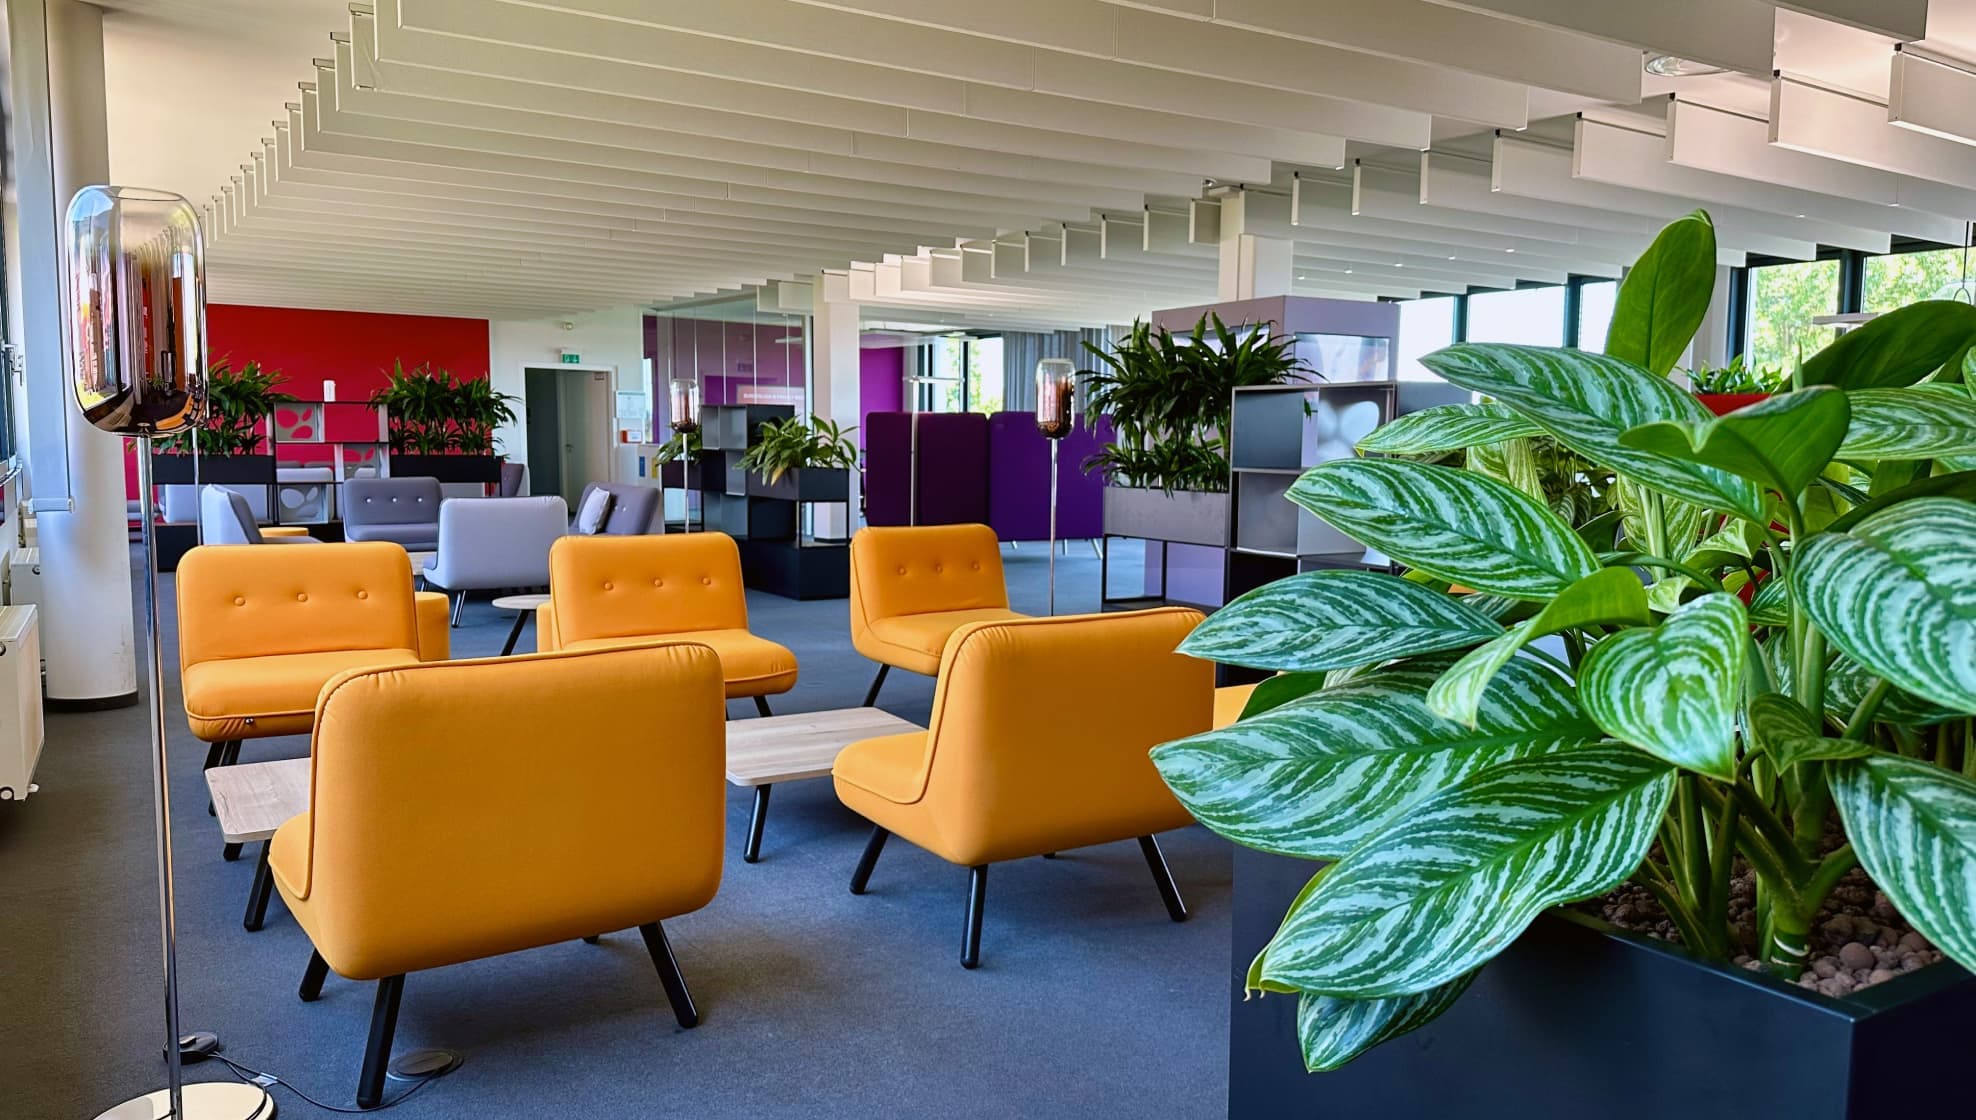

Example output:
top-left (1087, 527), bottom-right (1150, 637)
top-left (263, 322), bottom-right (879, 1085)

top-left (244, 841), bottom-right (279, 931)
top-left (861, 664), bottom-right (890, 707)
top-left (743, 785), bottom-right (772, 864)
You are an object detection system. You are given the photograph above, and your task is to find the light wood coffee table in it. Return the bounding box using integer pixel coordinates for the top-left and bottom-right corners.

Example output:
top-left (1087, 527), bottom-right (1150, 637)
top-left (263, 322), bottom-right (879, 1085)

top-left (726, 706), bottom-right (923, 864)
top-left (206, 757), bottom-right (311, 932)
top-left (492, 593), bottom-right (551, 655)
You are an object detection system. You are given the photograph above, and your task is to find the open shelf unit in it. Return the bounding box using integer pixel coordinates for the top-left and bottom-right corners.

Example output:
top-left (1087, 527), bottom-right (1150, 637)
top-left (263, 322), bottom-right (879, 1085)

top-left (690, 403), bottom-right (849, 599)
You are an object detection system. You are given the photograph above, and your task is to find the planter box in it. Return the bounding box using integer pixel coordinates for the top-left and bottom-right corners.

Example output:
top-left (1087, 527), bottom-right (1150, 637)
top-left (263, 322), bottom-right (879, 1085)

top-left (747, 467), bottom-right (850, 503)
top-left (388, 454), bottom-right (500, 484)
top-left (658, 460), bottom-right (704, 490)
top-left (1698, 392), bottom-right (1770, 417)
top-left (150, 453), bottom-right (273, 486)
top-left (1229, 846), bottom-right (1976, 1120)
top-left (1102, 486), bottom-right (1230, 548)
top-left (738, 538), bottom-right (848, 600)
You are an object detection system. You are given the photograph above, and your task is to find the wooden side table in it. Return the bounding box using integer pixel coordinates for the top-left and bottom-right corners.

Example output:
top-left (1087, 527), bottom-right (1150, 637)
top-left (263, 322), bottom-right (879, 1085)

top-left (206, 757), bottom-right (311, 932)
top-left (724, 706), bottom-right (924, 863)
top-left (492, 593), bottom-right (551, 656)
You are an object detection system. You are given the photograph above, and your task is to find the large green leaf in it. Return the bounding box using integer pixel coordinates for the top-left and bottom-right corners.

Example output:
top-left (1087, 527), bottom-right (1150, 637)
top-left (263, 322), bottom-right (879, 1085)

top-left (1825, 656), bottom-right (1962, 727)
top-left (1296, 972), bottom-right (1478, 1072)
top-left (1260, 747), bottom-right (1675, 998)
top-left (1827, 469), bottom-right (1976, 533)
top-left (1621, 387), bottom-right (1850, 500)
top-left (1289, 459), bottom-right (1598, 601)
top-left (1800, 300), bottom-right (1976, 390)
top-left (1419, 344), bottom-right (1765, 521)
top-left (1832, 755), bottom-right (1976, 972)
top-left (1178, 570), bottom-right (1502, 672)
top-left (1839, 386), bottom-right (1976, 461)
top-left (1428, 568), bottom-right (1650, 728)
top-left (1240, 672), bottom-right (1328, 720)
top-left (1604, 209), bottom-right (1717, 376)
top-left (1150, 661), bottom-right (1600, 861)
top-left (1796, 498), bottom-right (1976, 714)
top-left (1578, 593), bottom-right (1748, 780)
top-left (1356, 403), bottom-right (1541, 455)
top-left (1746, 693), bottom-right (1875, 768)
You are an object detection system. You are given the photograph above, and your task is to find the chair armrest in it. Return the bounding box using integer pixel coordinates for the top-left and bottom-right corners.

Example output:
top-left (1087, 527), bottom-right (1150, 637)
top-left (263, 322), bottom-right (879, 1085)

top-left (261, 526), bottom-right (314, 539)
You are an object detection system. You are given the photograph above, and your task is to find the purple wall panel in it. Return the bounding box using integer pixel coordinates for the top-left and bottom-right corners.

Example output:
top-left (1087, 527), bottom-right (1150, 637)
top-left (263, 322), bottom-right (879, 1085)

top-left (863, 412), bottom-right (989, 527)
top-left (987, 412), bottom-right (1109, 541)
top-left (859, 347), bottom-right (904, 450)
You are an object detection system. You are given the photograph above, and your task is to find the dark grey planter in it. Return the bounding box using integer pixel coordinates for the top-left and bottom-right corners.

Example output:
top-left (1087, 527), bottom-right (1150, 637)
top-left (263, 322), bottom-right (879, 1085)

top-left (1229, 845), bottom-right (1976, 1120)
top-left (1102, 486), bottom-right (1230, 547)
top-left (388, 454), bottom-right (500, 484)
top-left (150, 453), bottom-right (273, 486)
top-left (658, 459), bottom-right (704, 489)
top-left (747, 467), bottom-right (850, 502)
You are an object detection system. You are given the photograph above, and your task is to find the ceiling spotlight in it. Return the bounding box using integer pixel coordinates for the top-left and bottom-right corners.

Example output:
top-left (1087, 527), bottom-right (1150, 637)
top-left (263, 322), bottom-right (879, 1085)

top-left (1644, 52), bottom-right (1731, 78)
top-left (1505, 247), bottom-right (1516, 253)
top-left (1344, 269), bottom-right (1354, 275)
top-left (1447, 255), bottom-right (1458, 260)
top-left (1394, 262), bottom-right (1404, 268)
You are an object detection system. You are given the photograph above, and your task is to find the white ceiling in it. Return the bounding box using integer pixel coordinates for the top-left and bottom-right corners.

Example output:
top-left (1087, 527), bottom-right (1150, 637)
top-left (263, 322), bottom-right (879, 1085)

top-left (91, 0), bottom-right (1976, 327)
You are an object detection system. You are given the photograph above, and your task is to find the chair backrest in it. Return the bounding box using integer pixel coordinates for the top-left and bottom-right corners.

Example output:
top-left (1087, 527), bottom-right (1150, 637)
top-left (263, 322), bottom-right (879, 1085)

top-left (850, 524), bottom-right (1009, 633)
top-left (549, 532), bottom-right (749, 642)
top-left (342, 477), bottom-right (443, 527)
top-left (176, 542), bottom-right (420, 668)
top-left (426, 496), bottom-right (568, 589)
top-left (199, 485), bottom-right (262, 546)
top-left (577, 482), bottom-right (659, 535)
top-left (498, 460), bottom-right (527, 497)
top-left (915, 608), bottom-right (1210, 863)
top-left (287, 644), bottom-right (727, 977)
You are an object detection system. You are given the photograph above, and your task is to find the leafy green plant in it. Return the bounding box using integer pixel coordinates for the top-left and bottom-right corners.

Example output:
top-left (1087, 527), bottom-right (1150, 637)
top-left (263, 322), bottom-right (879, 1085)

top-left (1686, 353), bottom-right (1788, 396)
top-left (740, 415), bottom-right (859, 484)
top-left (1081, 313), bottom-right (1307, 493)
top-left (652, 429), bottom-right (701, 463)
top-left (1155, 209), bottom-right (1976, 1072)
top-left (161, 358), bottom-right (296, 456)
top-left (368, 360), bottom-right (516, 454)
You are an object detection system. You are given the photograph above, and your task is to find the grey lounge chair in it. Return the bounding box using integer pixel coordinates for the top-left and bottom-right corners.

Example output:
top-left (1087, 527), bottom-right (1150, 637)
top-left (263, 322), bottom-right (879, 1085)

top-left (342, 477), bottom-right (443, 551)
top-left (199, 485), bottom-right (320, 546)
top-left (422, 495), bottom-right (569, 626)
top-left (573, 482), bottom-right (660, 535)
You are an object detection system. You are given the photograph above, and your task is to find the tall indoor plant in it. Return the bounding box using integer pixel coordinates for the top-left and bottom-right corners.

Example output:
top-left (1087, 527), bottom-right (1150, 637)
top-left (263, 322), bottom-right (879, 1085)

top-left (368, 359), bottom-right (515, 483)
top-left (1156, 212), bottom-right (1976, 1094)
top-left (741, 414), bottom-right (858, 501)
top-left (154, 358), bottom-right (293, 485)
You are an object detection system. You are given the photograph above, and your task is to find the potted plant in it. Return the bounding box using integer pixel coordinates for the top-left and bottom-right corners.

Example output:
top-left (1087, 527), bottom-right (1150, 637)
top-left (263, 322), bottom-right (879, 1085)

top-left (1687, 352), bottom-right (1787, 415)
top-left (154, 358), bottom-right (294, 484)
top-left (369, 360), bottom-right (514, 483)
top-left (741, 415), bottom-right (858, 502)
top-left (1082, 313), bottom-right (1304, 547)
top-left (1156, 210), bottom-right (1976, 1118)
top-left (652, 429), bottom-right (703, 489)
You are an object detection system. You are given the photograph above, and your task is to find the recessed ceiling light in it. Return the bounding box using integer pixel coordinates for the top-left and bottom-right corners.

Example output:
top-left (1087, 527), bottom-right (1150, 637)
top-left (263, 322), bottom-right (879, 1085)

top-left (1644, 52), bottom-right (1730, 78)
top-left (1795, 213), bottom-right (1806, 219)
top-left (1505, 248), bottom-right (1516, 253)
top-left (1344, 269), bottom-right (1354, 274)
top-left (1394, 262), bottom-right (1404, 268)
top-left (1447, 255), bottom-right (1457, 260)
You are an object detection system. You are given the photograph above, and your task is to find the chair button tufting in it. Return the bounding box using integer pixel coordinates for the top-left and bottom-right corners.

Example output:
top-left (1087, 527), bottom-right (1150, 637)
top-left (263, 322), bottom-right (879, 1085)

top-left (296, 593), bottom-right (308, 602)
top-left (896, 566), bottom-right (907, 575)
top-left (653, 579), bottom-right (663, 587)
top-left (971, 562), bottom-right (981, 571)
top-left (933, 564), bottom-right (944, 573)
top-left (603, 581), bottom-right (614, 591)
top-left (233, 596), bottom-right (245, 606)
top-left (701, 577), bottom-right (712, 586)
top-left (357, 590), bottom-right (369, 600)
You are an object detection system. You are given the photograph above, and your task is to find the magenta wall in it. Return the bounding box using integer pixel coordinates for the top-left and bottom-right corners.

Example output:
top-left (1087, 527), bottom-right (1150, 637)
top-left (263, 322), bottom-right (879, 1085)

top-left (645, 316), bottom-right (806, 424)
top-left (859, 346), bottom-right (905, 448)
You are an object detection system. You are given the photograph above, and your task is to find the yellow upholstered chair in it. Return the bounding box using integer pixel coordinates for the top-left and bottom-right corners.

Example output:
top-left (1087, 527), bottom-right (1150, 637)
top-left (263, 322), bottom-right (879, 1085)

top-left (1214, 682), bottom-right (1258, 729)
top-left (413, 591), bottom-right (451, 662)
top-left (272, 643), bottom-right (727, 1108)
top-left (848, 523), bottom-right (1025, 706)
top-left (833, 607), bottom-right (1211, 968)
top-left (542, 532), bottom-right (797, 714)
top-left (177, 542), bottom-right (422, 859)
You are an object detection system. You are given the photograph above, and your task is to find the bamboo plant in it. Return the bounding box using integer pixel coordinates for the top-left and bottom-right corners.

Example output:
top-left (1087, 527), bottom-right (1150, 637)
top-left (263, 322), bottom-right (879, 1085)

top-left (1153, 211), bottom-right (1976, 1071)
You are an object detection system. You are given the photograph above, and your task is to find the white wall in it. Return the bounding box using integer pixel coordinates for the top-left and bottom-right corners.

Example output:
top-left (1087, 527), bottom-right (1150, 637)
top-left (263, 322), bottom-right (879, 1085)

top-left (488, 306), bottom-right (645, 477)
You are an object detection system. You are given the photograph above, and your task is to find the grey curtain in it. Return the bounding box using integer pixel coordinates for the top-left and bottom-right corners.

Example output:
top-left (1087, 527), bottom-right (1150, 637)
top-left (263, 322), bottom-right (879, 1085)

top-left (1002, 327), bottom-right (1120, 414)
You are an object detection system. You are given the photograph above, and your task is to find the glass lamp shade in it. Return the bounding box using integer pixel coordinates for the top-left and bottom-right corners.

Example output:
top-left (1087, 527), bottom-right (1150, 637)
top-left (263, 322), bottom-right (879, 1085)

top-left (668, 379), bottom-right (701, 434)
top-left (1035, 358), bottom-right (1075, 439)
top-left (64, 186), bottom-right (206, 438)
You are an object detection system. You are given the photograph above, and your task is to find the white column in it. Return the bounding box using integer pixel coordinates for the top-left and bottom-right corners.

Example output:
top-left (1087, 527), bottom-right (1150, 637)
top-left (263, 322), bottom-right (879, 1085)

top-left (810, 274), bottom-right (861, 539)
top-left (1216, 190), bottom-right (1294, 302)
top-left (9, 0), bottom-right (138, 705)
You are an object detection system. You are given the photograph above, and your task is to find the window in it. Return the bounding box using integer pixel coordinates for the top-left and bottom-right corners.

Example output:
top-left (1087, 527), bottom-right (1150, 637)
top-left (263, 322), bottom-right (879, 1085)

top-left (965, 336), bottom-right (1004, 414)
top-left (1746, 259), bottom-right (1840, 373)
top-left (1863, 247), bottom-right (1975, 313)
top-left (1395, 296), bottom-right (1457, 380)
top-left (1575, 280), bottom-right (1618, 353)
top-left (917, 334), bottom-right (1002, 412)
top-left (1466, 286), bottom-right (1566, 346)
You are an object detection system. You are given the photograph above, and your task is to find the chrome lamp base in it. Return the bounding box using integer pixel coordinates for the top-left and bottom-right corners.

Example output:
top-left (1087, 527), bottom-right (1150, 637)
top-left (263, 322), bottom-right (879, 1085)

top-left (92, 1081), bottom-right (275, 1120)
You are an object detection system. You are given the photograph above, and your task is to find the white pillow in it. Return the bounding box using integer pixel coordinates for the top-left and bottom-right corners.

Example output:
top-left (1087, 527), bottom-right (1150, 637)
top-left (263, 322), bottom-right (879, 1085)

top-left (575, 488), bottom-right (615, 534)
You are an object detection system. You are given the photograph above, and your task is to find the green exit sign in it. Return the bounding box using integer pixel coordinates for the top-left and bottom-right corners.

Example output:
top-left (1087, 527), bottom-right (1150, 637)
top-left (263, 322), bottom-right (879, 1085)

top-left (560, 352), bottom-right (581, 364)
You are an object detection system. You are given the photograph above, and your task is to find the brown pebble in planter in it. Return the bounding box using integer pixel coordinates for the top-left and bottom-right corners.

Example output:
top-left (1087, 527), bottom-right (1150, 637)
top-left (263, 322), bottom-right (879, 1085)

top-left (1838, 942), bottom-right (1876, 971)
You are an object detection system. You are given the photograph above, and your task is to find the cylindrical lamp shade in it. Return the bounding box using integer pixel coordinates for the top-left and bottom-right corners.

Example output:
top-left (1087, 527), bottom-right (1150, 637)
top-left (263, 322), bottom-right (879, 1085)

top-left (1035, 358), bottom-right (1075, 439)
top-left (669, 379), bottom-right (701, 434)
top-left (64, 186), bottom-right (205, 437)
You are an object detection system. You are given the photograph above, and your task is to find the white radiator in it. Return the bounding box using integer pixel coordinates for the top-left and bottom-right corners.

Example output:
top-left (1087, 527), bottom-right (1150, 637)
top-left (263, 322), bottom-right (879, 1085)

top-left (6, 547), bottom-right (40, 607)
top-left (0, 605), bottom-right (45, 801)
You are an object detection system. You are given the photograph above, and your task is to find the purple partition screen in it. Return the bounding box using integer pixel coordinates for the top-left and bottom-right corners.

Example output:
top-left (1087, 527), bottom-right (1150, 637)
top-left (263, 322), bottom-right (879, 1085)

top-left (987, 412), bottom-right (1110, 541)
top-left (863, 412), bottom-right (989, 527)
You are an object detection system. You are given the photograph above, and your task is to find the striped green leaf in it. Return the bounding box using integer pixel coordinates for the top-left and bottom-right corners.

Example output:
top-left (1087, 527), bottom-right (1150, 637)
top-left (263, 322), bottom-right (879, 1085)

top-left (1746, 693), bottom-right (1875, 768)
top-left (1747, 575), bottom-right (1790, 627)
top-left (1605, 209), bottom-right (1717, 376)
top-left (1622, 387), bottom-right (1850, 500)
top-left (1260, 747), bottom-right (1675, 998)
top-left (1578, 593), bottom-right (1747, 780)
top-left (1832, 755), bottom-right (1976, 972)
top-left (1248, 867), bottom-right (1328, 997)
top-left (1840, 387), bottom-right (1976, 462)
top-left (1150, 660), bottom-right (1600, 861)
top-left (1826, 656), bottom-right (1961, 727)
top-left (1419, 344), bottom-right (1765, 521)
top-left (1796, 498), bottom-right (1976, 714)
top-left (1356, 403), bottom-right (1540, 455)
top-left (1799, 299), bottom-right (1976, 390)
top-left (1178, 570), bottom-right (1502, 672)
top-left (1296, 972), bottom-right (1478, 1072)
top-left (1289, 459), bottom-right (1598, 601)
top-left (1429, 568), bottom-right (1650, 728)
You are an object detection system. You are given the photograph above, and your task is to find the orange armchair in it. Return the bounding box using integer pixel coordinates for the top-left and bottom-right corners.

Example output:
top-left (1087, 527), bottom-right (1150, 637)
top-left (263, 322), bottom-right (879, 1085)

top-left (848, 524), bottom-right (1025, 706)
top-left (544, 532), bottom-right (797, 714)
top-left (832, 607), bottom-right (1211, 968)
top-left (272, 643), bottom-right (727, 1108)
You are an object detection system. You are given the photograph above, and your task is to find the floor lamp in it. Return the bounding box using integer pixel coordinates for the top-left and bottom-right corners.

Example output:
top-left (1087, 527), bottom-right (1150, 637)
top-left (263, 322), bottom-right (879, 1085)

top-left (669, 378), bottom-right (700, 533)
top-left (68, 187), bottom-right (274, 1120)
top-left (1035, 359), bottom-right (1076, 616)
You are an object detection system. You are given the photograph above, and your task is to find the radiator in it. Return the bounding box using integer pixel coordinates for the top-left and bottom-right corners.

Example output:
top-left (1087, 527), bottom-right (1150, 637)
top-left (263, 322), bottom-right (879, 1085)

top-left (6, 546), bottom-right (39, 607)
top-left (0, 605), bottom-right (45, 801)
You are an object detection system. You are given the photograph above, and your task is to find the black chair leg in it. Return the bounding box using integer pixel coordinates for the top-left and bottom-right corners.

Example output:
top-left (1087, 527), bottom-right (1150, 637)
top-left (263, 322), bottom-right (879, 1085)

top-left (961, 865), bottom-right (988, 970)
top-left (849, 826), bottom-right (888, 894)
top-left (220, 740), bottom-right (241, 766)
top-left (1139, 835), bottom-right (1188, 923)
top-left (243, 841), bottom-right (277, 931)
top-left (753, 695), bottom-right (773, 718)
top-left (202, 741), bottom-right (227, 770)
top-left (357, 975), bottom-right (406, 1110)
top-left (742, 785), bottom-right (772, 864)
top-left (299, 950), bottom-right (330, 1003)
top-left (638, 921), bottom-right (699, 1029)
top-left (861, 664), bottom-right (890, 707)
top-left (222, 842), bottom-right (243, 862)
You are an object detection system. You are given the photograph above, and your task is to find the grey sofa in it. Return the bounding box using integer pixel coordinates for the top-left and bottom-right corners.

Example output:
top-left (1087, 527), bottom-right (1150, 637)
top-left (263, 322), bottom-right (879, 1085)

top-left (342, 477), bottom-right (443, 550)
top-left (422, 495), bottom-right (569, 625)
top-left (199, 485), bottom-right (320, 546)
top-left (574, 481), bottom-right (660, 535)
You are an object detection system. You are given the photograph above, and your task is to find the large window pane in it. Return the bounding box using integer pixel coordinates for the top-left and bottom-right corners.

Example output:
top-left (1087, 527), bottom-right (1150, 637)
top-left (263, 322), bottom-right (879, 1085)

top-left (922, 336), bottom-right (966, 412)
top-left (1575, 280), bottom-right (1617, 353)
top-left (1863, 248), bottom-right (1975, 313)
top-left (1396, 296), bottom-right (1457, 380)
top-left (1747, 259), bottom-right (1840, 373)
top-left (1467, 286), bottom-right (1566, 346)
top-left (966, 336), bottom-right (1004, 414)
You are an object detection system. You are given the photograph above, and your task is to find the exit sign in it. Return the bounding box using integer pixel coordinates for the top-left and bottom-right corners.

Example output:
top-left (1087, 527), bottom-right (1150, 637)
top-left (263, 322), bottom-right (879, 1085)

top-left (559, 351), bottom-right (581, 364)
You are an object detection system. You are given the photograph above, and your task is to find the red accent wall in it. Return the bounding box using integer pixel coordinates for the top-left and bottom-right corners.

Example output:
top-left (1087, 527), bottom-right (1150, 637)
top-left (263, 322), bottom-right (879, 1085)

top-left (208, 304), bottom-right (491, 399)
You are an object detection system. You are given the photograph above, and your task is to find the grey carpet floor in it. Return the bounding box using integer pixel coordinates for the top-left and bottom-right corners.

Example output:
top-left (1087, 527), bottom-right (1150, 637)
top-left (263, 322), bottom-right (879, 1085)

top-left (0, 542), bottom-right (1233, 1119)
